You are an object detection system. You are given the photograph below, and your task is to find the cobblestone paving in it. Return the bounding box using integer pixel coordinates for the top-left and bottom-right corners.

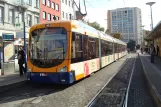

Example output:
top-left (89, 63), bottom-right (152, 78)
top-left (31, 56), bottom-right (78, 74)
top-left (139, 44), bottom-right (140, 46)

top-left (127, 57), bottom-right (156, 107)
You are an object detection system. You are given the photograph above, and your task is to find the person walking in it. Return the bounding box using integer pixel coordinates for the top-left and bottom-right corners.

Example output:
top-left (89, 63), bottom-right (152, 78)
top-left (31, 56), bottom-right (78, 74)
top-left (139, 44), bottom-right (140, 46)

top-left (150, 44), bottom-right (156, 63)
top-left (18, 47), bottom-right (26, 76)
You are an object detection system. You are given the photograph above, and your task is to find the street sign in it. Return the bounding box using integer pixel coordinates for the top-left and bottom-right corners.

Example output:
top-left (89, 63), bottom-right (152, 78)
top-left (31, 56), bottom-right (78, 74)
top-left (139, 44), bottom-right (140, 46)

top-left (2, 33), bottom-right (14, 41)
top-left (15, 22), bottom-right (24, 30)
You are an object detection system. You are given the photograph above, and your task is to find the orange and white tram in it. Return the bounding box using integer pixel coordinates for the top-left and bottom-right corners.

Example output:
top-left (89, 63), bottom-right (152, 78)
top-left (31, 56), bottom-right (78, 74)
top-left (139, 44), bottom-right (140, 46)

top-left (27, 20), bottom-right (127, 84)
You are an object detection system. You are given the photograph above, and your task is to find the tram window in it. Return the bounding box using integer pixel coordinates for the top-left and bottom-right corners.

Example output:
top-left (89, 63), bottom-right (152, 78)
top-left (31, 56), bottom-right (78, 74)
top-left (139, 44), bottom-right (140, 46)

top-left (114, 43), bottom-right (116, 53)
top-left (101, 40), bottom-right (108, 57)
top-left (115, 43), bottom-right (118, 53)
top-left (95, 38), bottom-right (99, 57)
top-left (71, 32), bottom-right (83, 63)
top-left (75, 34), bottom-right (83, 58)
top-left (83, 35), bottom-right (88, 60)
top-left (118, 45), bottom-right (120, 53)
top-left (88, 37), bottom-right (96, 59)
top-left (108, 42), bottom-right (112, 55)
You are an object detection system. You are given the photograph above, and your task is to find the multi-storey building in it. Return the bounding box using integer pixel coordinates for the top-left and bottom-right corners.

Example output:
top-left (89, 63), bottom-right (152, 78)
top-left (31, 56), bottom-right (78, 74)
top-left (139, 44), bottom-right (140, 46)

top-left (0, 0), bottom-right (40, 39)
top-left (61, 0), bottom-right (75, 20)
top-left (107, 7), bottom-right (142, 44)
top-left (0, 0), bottom-right (40, 75)
top-left (40, 0), bottom-right (61, 23)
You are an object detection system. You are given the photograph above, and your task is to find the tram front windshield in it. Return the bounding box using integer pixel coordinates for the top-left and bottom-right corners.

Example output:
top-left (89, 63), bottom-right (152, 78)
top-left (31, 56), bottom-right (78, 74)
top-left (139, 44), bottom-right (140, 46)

top-left (30, 27), bottom-right (68, 68)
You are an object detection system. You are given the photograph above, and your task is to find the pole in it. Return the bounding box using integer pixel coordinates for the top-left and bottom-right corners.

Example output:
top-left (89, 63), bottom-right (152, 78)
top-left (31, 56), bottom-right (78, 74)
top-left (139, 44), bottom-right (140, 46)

top-left (24, 21), bottom-right (26, 59)
top-left (150, 6), bottom-right (153, 29)
top-left (150, 5), bottom-right (154, 45)
top-left (24, 21), bottom-right (27, 72)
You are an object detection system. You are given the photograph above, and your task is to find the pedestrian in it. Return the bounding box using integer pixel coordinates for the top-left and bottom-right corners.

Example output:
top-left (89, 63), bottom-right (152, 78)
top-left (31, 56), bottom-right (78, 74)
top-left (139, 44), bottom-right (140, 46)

top-left (150, 44), bottom-right (156, 63)
top-left (18, 47), bottom-right (26, 76)
top-left (157, 45), bottom-right (159, 56)
top-left (141, 48), bottom-right (143, 54)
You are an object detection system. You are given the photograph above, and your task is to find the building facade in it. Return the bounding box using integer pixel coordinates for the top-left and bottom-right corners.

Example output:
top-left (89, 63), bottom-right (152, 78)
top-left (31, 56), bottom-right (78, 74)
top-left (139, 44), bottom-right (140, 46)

top-left (0, 0), bottom-right (40, 75)
top-left (61, 0), bottom-right (75, 20)
top-left (40, 0), bottom-right (61, 23)
top-left (107, 7), bottom-right (142, 44)
top-left (0, 0), bottom-right (40, 39)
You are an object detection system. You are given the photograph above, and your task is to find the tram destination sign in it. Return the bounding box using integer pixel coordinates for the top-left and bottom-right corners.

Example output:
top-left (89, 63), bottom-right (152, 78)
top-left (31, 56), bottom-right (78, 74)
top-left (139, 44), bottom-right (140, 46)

top-left (2, 33), bottom-right (14, 41)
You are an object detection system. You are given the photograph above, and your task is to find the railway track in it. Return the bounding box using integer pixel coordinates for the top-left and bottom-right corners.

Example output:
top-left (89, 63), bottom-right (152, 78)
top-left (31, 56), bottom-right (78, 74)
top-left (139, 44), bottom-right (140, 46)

top-left (86, 56), bottom-right (136, 107)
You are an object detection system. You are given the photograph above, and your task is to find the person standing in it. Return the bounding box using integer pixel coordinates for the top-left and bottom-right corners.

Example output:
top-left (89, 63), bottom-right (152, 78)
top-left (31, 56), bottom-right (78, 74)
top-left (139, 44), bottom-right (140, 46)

top-left (157, 45), bottom-right (160, 56)
top-left (18, 47), bottom-right (25, 76)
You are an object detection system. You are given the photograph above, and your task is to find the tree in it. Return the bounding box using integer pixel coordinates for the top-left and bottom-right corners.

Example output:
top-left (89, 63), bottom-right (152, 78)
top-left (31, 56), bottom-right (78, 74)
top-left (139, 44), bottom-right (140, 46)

top-left (85, 21), bottom-right (105, 32)
top-left (144, 30), bottom-right (150, 37)
top-left (105, 29), bottom-right (110, 34)
top-left (111, 33), bottom-right (122, 40)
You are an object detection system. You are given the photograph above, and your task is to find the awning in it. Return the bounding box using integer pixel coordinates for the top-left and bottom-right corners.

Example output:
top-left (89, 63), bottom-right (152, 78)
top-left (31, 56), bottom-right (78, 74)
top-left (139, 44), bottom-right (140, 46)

top-left (145, 21), bottom-right (161, 40)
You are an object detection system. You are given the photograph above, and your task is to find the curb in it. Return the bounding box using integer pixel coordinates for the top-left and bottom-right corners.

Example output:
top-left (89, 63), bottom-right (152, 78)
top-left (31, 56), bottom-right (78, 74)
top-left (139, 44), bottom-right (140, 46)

top-left (139, 54), bottom-right (161, 107)
top-left (0, 80), bottom-right (29, 93)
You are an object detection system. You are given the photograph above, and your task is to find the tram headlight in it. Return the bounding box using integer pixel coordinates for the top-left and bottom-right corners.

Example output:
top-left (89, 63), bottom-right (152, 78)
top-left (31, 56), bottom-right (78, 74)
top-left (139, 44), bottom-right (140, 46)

top-left (27, 68), bottom-right (31, 72)
top-left (58, 66), bottom-right (67, 72)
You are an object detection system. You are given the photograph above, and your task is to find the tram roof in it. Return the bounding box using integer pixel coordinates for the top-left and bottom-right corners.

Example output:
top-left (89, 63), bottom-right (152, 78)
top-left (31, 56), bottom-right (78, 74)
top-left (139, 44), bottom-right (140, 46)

top-left (117, 39), bottom-right (127, 45)
top-left (71, 20), bottom-right (99, 38)
top-left (98, 31), bottom-right (114, 42)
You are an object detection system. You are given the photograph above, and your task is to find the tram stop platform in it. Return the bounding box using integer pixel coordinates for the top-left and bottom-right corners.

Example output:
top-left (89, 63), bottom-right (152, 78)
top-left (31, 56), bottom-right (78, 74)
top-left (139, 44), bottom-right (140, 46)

top-left (0, 73), bottom-right (27, 93)
top-left (140, 53), bottom-right (161, 107)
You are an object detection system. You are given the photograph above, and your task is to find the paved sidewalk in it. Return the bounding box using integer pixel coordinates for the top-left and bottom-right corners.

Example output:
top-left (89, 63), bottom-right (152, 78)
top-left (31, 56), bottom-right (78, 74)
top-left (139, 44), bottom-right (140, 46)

top-left (0, 73), bottom-right (27, 93)
top-left (140, 53), bottom-right (161, 106)
top-left (141, 54), bottom-right (161, 71)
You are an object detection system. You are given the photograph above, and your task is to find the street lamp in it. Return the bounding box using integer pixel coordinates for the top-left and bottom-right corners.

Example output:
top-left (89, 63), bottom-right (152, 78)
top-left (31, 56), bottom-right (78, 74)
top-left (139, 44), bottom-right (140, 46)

top-left (140, 25), bottom-right (145, 45)
top-left (146, 2), bottom-right (155, 46)
top-left (146, 2), bottom-right (155, 30)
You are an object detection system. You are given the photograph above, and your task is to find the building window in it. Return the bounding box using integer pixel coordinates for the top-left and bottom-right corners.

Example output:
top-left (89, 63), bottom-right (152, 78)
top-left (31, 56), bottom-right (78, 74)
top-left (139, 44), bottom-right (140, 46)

top-left (56, 16), bottom-right (59, 20)
top-left (72, 2), bottom-right (74, 8)
top-left (62, 11), bottom-right (64, 18)
top-left (66, 13), bottom-right (68, 20)
top-left (35, 0), bottom-right (39, 8)
top-left (48, 13), bottom-right (51, 21)
top-left (18, 13), bottom-right (22, 22)
top-left (43, 11), bottom-right (46, 19)
top-left (65, 0), bottom-right (67, 5)
top-left (0, 7), bottom-right (3, 23)
top-left (27, 14), bottom-right (32, 26)
top-left (35, 17), bottom-right (39, 24)
top-left (68, 13), bottom-right (71, 20)
top-left (56, 4), bottom-right (59, 11)
top-left (47, 0), bottom-right (51, 7)
top-left (52, 2), bottom-right (55, 9)
top-left (27, 0), bottom-right (32, 5)
top-left (53, 15), bottom-right (57, 20)
top-left (42, 0), bottom-right (46, 5)
top-left (69, 0), bottom-right (70, 7)
top-left (9, 9), bottom-right (13, 24)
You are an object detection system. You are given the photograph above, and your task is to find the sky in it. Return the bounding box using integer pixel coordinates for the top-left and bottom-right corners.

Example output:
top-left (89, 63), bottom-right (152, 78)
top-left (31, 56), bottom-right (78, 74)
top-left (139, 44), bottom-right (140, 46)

top-left (75, 0), bottom-right (161, 31)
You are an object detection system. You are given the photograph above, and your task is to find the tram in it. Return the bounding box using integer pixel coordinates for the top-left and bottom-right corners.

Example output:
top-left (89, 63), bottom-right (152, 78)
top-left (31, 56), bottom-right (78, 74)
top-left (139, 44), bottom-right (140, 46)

top-left (27, 20), bottom-right (127, 84)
